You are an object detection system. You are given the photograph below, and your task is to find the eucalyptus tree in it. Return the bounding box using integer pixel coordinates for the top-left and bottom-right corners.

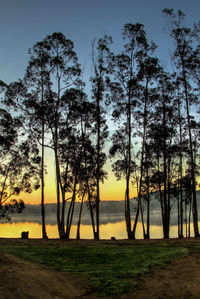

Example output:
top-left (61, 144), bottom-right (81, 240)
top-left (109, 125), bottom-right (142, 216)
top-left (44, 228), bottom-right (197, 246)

top-left (3, 41), bottom-right (51, 238)
top-left (132, 56), bottom-right (160, 239)
top-left (90, 35), bottom-right (112, 239)
top-left (21, 40), bottom-right (51, 239)
top-left (148, 71), bottom-right (178, 238)
top-left (172, 76), bottom-right (193, 238)
top-left (163, 9), bottom-right (199, 237)
top-left (74, 95), bottom-right (96, 240)
top-left (38, 32), bottom-right (81, 238)
top-left (0, 139), bottom-right (41, 216)
top-left (109, 23), bottom-right (156, 239)
top-left (58, 87), bottom-right (96, 240)
top-left (0, 85), bottom-right (41, 220)
top-left (57, 87), bottom-right (95, 239)
top-left (174, 78), bottom-right (185, 238)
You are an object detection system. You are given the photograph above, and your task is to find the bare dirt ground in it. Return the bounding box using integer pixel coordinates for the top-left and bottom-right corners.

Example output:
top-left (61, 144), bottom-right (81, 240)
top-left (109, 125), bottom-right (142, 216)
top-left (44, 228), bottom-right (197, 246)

top-left (0, 238), bottom-right (200, 298)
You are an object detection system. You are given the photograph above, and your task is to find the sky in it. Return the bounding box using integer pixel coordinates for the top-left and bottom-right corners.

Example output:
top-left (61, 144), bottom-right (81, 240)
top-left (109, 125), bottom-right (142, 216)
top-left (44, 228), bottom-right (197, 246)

top-left (1, 0), bottom-right (200, 204)
top-left (1, 0), bottom-right (200, 84)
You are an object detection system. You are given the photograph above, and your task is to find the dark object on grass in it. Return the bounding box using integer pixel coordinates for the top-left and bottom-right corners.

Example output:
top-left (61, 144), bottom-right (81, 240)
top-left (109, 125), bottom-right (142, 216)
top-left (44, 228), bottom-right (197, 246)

top-left (21, 231), bottom-right (29, 239)
top-left (111, 236), bottom-right (116, 240)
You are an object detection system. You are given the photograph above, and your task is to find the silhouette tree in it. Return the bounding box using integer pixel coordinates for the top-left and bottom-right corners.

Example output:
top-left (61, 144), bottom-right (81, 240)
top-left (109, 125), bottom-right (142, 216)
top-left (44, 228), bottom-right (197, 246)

top-left (22, 40), bottom-right (51, 239)
top-left (109, 23), bottom-right (156, 239)
top-left (38, 32), bottom-right (81, 239)
top-left (58, 88), bottom-right (92, 239)
top-left (148, 71), bottom-right (178, 238)
top-left (0, 84), bottom-right (40, 220)
top-left (74, 93), bottom-right (96, 240)
top-left (90, 35), bottom-right (111, 239)
top-left (134, 55), bottom-right (160, 239)
top-left (163, 9), bottom-right (199, 237)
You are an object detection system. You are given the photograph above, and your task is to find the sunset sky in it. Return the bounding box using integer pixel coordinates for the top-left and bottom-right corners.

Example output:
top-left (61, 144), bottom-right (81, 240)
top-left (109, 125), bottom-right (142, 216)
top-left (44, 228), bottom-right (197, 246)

top-left (1, 0), bottom-right (200, 204)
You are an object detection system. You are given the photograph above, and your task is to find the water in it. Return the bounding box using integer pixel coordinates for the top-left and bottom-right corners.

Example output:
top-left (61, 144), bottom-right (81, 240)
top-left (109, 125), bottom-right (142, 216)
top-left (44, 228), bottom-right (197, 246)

top-left (0, 217), bottom-right (196, 239)
top-left (0, 198), bottom-right (199, 239)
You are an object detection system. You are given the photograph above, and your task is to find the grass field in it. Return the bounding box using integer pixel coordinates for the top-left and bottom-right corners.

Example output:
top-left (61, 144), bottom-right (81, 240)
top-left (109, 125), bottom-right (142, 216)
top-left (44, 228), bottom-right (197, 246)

top-left (0, 242), bottom-right (189, 295)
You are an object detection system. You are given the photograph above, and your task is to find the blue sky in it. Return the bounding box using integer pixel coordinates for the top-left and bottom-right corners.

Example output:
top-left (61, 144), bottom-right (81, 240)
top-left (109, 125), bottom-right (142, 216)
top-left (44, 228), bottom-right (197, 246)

top-left (1, 0), bottom-right (200, 86)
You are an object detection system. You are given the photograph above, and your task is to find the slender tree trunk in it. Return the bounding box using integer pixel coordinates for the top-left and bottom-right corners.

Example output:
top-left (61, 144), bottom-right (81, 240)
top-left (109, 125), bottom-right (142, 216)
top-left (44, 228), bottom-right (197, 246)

top-left (146, 153), bottom-right (150, 239)
top-left (132, 202), bottom-right (140, 238)
top-left (60, 162), bottom-right (70, 238)
top-left (95, 78), bottom-right (102, 240)
top-left (59, 187), bottom-right (66, 239)
top-left (54, 133), bottom-right (62, 238)
top-left (146, 189), bottom-right (150, 239)
top-left (185, 198), bottom-right (188, 238)
top-left (163, 106), bottom-right (169, 238)
top-left (125, 91), bottom-right (133, 240)
top-left (178, 96), bottom-right (183, 238)
top-left (157, 159), bottom-right (165, 237)
top-left (167, 158), bottom-right (171, 239)
top-left (87, 187), bottom-right (96, 238)
top-left (41, 81), bottom-right (48, 239)
top-left (178, 188), bottom-right (180, 237)
top-left (65, 176), bottom-right (77, 239)
top-left (134, 82), bottom-right (148, 239)
top-left (188, 197), bottom-right (192, 238)
top-left (76, 191), bottom-right (86, 240)
top-left (140, 203), bottom-right (146, 239)
top-left (182, 64), bottom-right (199, 237)
top-left (41, 126), bottom-right (48, 239)
top-left (54, 74), bottom-right (65, 239)
top-left (96, 93), bottom-right (100, 240)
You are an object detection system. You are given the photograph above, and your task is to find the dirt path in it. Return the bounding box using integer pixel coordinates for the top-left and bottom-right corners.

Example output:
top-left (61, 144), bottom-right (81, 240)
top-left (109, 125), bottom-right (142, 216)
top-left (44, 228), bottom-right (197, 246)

top-left (127, 252), bottom-right (200, 299)
top-left (0, 238), bottom-right (200, 298)
top-left (0, 252), bottom-right (88, 298)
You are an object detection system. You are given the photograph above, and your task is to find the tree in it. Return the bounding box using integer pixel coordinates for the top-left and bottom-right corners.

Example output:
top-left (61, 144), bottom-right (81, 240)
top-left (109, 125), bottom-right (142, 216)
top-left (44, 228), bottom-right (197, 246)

top-left (109, 23), bottom-right (156, 239)
top-left (90, 36), bottom-right (112, 239)
top-left (163, 9), bottom-right (199, 237)
top-left (0, 84), bottom-right (40, 220)
top-left (0, 140), bottom-right (40, 215)
top-left (74, 92), bottom-right (96, 240)
top-left (40, 32), bottom-right (81, 239)
top-left (148, 71), bottom-right (179, 238)
top-left (133, 55), bottom-right (160, 239)
top-left (22, 40), bottom-right (51, 239)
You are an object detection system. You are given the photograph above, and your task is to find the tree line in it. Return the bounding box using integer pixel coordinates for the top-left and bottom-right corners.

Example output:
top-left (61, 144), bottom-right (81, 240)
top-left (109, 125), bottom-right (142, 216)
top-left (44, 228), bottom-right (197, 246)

top-left (0, 9), bottom-right (200, 240)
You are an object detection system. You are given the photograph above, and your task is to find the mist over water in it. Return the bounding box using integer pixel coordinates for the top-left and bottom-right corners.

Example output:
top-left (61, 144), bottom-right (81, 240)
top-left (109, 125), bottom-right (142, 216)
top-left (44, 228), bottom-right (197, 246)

top-left (1, 197), bottom-right (199, 239)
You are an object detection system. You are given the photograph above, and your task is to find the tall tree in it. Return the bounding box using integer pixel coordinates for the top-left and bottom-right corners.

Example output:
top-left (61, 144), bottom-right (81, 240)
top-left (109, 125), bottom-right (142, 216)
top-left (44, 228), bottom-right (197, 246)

top-left (90, 36), bottom-right (111, 239)
top-left (0, 84), bottom-right (40, 220)
top-left (109, 23), bottom-right (155, 239)
top-left (42, 32), bottom-right (81, 239)
top-left (163, 9), bottom-right (199, 237)
top-left (23, 40), bottom-right (51, 239)
top-left (133, 56), bottom-right (160, 239)
top-left (148, 71), bottom-right (178, 238)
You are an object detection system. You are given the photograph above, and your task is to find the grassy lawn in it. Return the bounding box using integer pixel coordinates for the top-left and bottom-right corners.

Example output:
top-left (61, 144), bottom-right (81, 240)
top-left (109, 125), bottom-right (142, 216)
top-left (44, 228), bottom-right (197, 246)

top-left (0, 243), bottom-right (188, 295)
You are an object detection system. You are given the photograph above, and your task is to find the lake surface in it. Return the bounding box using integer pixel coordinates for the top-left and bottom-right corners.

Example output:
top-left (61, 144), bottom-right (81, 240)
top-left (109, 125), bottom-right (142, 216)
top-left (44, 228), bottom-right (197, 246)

top-left (1, 198), bottom-right (199, 239)
top-left (0, 217), bottom-right (196, 239)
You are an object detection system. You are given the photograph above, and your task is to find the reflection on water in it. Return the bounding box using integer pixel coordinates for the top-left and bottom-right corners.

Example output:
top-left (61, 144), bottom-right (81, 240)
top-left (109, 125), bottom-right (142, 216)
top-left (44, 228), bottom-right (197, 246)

top-left (0, 220), bottom-right (197, 239)
top-left (2, 194), bottom-right (199, 239)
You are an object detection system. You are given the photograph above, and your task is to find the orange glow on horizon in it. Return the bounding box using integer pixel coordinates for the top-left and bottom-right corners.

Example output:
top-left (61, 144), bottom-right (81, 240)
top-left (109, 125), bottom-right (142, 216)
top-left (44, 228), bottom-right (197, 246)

top-left (17, 150), bottom-right (137, 205)
top-left (20, 174), bottom-right (136, 205)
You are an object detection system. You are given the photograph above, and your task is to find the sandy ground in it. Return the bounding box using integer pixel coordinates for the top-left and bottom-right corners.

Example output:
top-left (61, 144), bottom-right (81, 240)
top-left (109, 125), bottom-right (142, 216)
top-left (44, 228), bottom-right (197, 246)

top-left (0, 238), bottom-right (200, 298)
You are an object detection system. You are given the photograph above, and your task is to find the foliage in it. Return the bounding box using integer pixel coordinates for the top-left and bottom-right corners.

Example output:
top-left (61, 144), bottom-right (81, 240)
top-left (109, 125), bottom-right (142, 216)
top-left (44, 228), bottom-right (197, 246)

top-left (0, 199), bottom-right (25, 220)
